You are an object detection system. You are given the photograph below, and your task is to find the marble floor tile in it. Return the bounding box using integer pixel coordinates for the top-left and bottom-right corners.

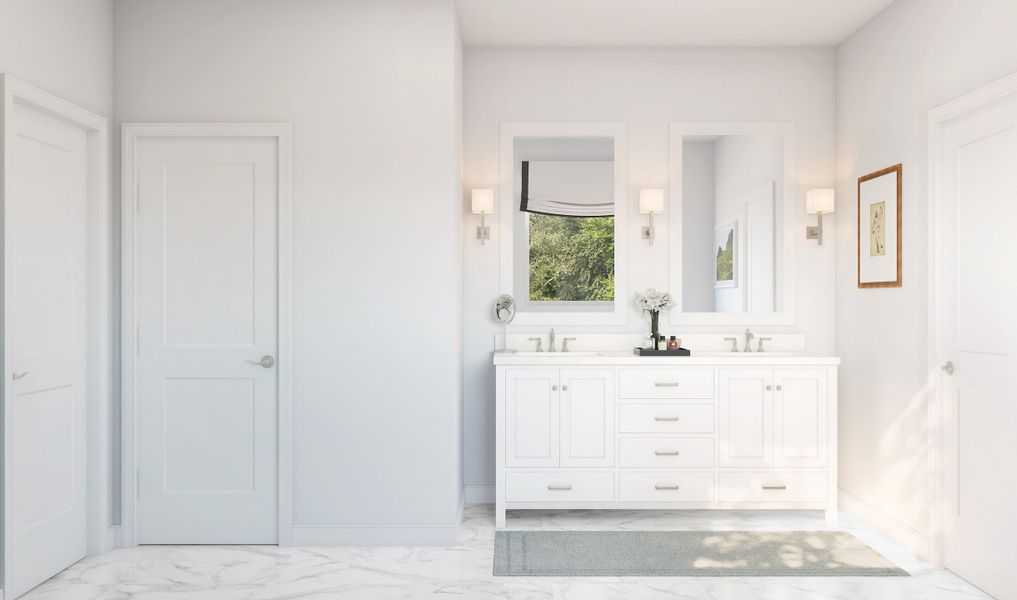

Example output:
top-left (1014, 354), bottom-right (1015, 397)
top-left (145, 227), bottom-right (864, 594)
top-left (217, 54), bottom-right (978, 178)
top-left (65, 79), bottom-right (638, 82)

top-left (21, 505), bottom-right (991, 600)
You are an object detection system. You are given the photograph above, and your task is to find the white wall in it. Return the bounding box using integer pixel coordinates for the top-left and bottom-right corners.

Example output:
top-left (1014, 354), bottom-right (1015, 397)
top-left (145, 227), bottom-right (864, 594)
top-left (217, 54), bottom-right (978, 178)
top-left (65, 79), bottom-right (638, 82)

top-left (0, 0), bottom-right (113, 117)
top-left (681, 141), bottom-right (715, 312)
top-left (463, 47), bottom-right (836, 493)
top-left (835, 0), bottom-right (1017, 555)
top-left (115, 0), bottom-right (464, 542)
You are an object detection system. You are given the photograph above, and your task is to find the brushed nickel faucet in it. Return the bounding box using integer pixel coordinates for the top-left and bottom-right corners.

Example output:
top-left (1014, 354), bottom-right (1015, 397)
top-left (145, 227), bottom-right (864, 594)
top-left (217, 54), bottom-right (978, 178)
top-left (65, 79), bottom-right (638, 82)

top-left (724, 336), bottom-right (739, 352)
top-left (548, 328), bottom-right (557, 352)
top-left (757, 336), bottom-right (772, 352)
top-left (562, 336), bottom-right (577, 352)
top-left (528, 337), bottom-right (543, 352)
top-left (743, 329), bottom-right (755, 352)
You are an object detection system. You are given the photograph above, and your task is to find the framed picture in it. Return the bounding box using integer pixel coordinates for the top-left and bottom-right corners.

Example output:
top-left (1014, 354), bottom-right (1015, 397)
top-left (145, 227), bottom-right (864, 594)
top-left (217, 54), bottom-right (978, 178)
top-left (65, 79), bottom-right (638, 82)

top-left (714, 221), bottom-right (737, 288)
top-left (858, 164), bottom-right (902, 288)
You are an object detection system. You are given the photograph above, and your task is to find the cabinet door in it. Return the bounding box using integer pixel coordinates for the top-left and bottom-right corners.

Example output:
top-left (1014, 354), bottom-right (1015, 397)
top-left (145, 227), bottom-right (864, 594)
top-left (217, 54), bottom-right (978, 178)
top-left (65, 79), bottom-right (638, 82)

top-left (719, 370), bottom-right (773, 467)
top-left (773, 370), bottom-right (827, 467)
top-left (560, 369), bottom-right (615, 467)
top-left (506, 370), bottom-right (560, 467)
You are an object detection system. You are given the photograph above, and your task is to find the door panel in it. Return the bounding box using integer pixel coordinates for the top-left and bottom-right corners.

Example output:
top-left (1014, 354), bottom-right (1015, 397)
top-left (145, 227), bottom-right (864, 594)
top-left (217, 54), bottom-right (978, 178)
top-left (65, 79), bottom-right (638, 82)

top-left (940, 92), bottom-right (1017, 600)
top-left (560, 369), bottom-right (614, 467)
top-left (136, 135), bottom-right (279, 544)
top-left (719, 370), bottom-right (772, 467)
top-left (505, 370), bottom-right (559, 467)
top-left (7, 101), bottom-right (88, 598)
top-left (773, 370), bottom-right (826, 467)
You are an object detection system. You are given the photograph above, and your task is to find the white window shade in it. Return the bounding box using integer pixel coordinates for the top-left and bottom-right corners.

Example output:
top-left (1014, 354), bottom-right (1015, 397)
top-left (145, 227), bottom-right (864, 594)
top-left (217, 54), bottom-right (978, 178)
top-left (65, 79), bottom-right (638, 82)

top-left (521, 160), bottom-right (614, 217)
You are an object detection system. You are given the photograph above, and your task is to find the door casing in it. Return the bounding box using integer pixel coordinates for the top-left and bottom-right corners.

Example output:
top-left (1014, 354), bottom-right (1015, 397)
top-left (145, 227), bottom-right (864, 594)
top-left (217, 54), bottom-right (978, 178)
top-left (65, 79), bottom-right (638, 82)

top-left (120, 123), bottom-right (293, 546)
top-left (927, 69), bottom-right (1017, 566)
top-left (1, 73), bottom-right (113, 591)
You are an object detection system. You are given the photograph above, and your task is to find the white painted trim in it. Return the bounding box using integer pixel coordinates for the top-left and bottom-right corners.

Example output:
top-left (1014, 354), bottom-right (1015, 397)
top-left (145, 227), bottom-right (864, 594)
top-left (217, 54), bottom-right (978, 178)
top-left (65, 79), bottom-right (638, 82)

top-left (839, 488), bottom-right (930, 560)
top-left (498, 122), bottom-right (629, 326)
top-left (120, 123), bottom-right (294, 546)
top-left (465, 485), bottom-right (495, 504)
top-left (1, 74), bottom-right (112, 589)
top-left (926, 69), bottom-right (1017, 567)
top-left (667, 121), bottom-right (799, 326)
top-left (290, 495), bottom-right (465, 546)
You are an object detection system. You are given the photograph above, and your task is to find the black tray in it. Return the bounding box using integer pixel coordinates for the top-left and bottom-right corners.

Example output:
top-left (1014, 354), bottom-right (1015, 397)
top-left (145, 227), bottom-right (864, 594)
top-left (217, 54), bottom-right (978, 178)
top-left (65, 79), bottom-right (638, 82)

top-left (633, 347), bottom-right (691, 356)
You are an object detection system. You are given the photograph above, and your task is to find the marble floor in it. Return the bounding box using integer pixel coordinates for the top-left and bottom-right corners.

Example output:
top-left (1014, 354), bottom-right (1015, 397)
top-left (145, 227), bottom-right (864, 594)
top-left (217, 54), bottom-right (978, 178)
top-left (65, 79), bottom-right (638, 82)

top-left (23, 505), bottom-right (992, 600)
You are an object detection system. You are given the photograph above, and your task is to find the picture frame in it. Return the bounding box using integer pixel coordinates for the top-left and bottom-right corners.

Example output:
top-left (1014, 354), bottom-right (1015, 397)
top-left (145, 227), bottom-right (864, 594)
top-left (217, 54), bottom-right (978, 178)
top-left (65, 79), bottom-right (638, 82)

top-left (713, 221), bottom-right (737, 288)
top-left (857, 164), bottom-right (902, 288)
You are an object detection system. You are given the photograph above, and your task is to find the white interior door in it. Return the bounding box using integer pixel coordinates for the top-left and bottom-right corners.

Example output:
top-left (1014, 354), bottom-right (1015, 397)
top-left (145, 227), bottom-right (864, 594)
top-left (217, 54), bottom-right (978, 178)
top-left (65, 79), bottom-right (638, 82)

top-left (5, 101), bottom-right (88, 598)
top-left (939, 88), bottom-right (1017, 600)
top-left (135, 133), bottom-right (279, 544)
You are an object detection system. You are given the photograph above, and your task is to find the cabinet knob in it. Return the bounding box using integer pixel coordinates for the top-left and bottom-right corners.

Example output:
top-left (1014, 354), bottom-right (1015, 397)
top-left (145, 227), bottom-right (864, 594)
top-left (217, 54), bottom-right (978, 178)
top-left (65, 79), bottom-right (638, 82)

top-left (562, 384), bottom-right (568, 391)
top-left (776, 385), bottom-right (783, 391)
top-left (551, 385), bottom-right (558, 391)
top-left (766, 385), bottom-right (772, 391)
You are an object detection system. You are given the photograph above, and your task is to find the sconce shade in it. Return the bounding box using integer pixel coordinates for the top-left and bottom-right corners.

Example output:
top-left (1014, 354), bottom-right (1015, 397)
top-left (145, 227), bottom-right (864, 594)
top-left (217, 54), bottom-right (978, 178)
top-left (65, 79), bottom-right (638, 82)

top-left (471, 189), bottom-right (495, 214)
top-left (806, 189), bottom-right (835, 214)
top-left (639, 188), bottom-right (665, 214)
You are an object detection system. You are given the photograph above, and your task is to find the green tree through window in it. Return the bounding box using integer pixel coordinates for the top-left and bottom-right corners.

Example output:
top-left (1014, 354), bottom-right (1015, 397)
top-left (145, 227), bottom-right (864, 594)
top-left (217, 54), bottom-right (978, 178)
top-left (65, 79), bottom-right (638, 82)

top-left (528, 214), bottom-right (615, 302)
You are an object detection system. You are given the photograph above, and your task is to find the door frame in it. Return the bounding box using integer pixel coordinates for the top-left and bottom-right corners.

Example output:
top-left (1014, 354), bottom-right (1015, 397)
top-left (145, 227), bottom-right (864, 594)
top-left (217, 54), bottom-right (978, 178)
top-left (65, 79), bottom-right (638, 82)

top-left (120, 123), bottom-right (293, 546)
top-left (1, 74), bottom-right (113, 587)
top-left (927, 70), bottom-right (1017, 565)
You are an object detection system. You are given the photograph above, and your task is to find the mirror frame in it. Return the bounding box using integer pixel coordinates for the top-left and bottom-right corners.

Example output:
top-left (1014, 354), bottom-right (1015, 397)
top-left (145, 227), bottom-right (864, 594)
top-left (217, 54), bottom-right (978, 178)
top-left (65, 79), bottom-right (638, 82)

top-left (499, 121), bottom-right (629, 326)
top-left (667, 121), bottom-right (798, 326)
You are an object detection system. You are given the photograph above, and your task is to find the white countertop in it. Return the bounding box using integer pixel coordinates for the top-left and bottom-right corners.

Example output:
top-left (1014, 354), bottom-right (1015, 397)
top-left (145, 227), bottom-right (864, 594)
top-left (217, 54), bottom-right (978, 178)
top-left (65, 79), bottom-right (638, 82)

top-left (492, 351), bottom-right (840, 366)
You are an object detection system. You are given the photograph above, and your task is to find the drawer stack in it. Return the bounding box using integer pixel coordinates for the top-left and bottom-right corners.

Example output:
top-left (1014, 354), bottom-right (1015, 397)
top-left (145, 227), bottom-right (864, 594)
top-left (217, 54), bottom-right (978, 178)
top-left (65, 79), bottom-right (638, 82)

top-left (617, 369), bottom-right (716, 503)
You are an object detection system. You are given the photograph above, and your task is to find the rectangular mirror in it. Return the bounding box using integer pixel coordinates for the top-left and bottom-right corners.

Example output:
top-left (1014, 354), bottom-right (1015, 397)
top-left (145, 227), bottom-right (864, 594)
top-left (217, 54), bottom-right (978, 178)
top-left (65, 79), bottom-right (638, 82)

top-left (669, 122), bottom-right (797, 326)
top-left (500, 123), bottom-right (628, 325)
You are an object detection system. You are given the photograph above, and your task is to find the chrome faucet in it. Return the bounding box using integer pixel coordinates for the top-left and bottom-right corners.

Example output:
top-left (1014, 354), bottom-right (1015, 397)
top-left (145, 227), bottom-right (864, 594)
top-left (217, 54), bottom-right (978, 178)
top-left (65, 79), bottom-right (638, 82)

top-left (548, 328), bottom-right (557, 352)
top-left (743, 329), bottom-right (755, 352)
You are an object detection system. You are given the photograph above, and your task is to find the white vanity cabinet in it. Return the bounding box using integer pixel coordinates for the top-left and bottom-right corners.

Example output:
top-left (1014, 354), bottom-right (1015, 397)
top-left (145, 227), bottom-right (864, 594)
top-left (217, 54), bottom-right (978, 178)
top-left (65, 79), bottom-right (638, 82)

top-left (495, 354), bottom-right (839, 529)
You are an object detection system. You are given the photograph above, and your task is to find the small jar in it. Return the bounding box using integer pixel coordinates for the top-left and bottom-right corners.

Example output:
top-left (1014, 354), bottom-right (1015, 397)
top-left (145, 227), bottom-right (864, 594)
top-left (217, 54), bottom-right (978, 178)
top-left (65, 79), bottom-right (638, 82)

top-left (657, 335), bottom-right (667, 351)
top-left (668, 336), bottom-right (678, 350)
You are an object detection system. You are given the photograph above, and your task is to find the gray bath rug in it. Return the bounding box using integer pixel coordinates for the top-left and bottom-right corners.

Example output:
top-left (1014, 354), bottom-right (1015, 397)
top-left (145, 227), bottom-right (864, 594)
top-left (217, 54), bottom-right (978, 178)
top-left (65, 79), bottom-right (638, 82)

top-left (493, 530), bottom-right (909, 577)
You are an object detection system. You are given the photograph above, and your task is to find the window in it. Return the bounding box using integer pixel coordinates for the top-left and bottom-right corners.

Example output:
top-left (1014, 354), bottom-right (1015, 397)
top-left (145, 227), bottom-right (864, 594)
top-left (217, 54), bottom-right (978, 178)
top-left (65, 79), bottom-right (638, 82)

top-left (528, 213), bottom-right (615, 302)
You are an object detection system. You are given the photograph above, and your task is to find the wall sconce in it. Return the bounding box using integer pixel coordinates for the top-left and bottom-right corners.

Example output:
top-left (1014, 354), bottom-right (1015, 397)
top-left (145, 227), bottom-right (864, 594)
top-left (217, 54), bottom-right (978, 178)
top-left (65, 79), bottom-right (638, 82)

top-left (471, 189), bottom-right (494, 245)
top-left (639, 189), bottom-right (664, 245)
top-left (805, 189), bottom-right (835, 245)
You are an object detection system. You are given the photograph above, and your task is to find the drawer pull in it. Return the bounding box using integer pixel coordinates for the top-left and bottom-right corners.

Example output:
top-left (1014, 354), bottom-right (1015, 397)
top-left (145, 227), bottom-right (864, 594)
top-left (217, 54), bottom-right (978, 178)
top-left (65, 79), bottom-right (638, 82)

top-left (654, 416), bottom-right (681, 422)
top-left (654, 484), bottom-right (680, 491)
top-left (762, 485), bottom-right (787, 491)
top-left (654, 450), bottom-right (680, 456)
top-left (547, 484), bottom-right (573, 491)
top-left (654, 381), bottom-right (681, 387)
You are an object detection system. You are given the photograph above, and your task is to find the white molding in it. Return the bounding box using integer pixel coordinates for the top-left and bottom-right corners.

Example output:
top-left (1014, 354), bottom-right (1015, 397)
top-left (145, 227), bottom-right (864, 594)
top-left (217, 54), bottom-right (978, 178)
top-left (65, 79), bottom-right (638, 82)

top-left (120, 123), bottom-right (294, 546)
top-left (290, 495), bottom-right (465, 546)
top-left (465, 485), bottom-right (495, 504)
top-left (1, 74), bottom-right (111, 591)
top-left (667, 121), bottom-right (799, 327)
top-left (926, 70), bottom-right (1017, 567)
top-left (839, 488), bottom-right (930, 560)
top-left (498, 121), bottom-right (629, 326)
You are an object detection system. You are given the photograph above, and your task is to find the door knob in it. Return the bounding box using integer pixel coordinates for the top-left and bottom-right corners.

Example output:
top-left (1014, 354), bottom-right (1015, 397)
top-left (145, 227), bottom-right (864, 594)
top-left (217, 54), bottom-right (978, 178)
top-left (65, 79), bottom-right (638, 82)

top-left (12, 371), bottom-right (29, 381)
top-left (941, 361), bottom-right (954, 376)
top-left (246, 355), bottom-right (275, 368)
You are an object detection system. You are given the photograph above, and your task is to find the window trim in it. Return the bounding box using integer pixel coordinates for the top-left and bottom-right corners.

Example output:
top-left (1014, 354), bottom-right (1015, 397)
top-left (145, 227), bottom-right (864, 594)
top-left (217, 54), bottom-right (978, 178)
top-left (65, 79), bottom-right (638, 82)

top-left (499, 122), bottom-right (628, 326)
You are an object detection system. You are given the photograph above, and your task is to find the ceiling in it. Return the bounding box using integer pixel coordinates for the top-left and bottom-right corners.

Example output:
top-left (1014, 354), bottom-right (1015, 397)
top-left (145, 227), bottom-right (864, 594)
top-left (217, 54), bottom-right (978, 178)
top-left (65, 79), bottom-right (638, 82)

top-left (455, 0), bottom-right (896, 47)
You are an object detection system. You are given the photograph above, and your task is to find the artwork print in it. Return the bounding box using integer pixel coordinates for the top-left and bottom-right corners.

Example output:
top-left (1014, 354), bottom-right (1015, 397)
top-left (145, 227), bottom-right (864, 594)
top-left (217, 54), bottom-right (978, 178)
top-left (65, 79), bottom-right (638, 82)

top-left (714, 221), bottom-right (737, 288)
top-left (869, 201), bottom-right (886, 256)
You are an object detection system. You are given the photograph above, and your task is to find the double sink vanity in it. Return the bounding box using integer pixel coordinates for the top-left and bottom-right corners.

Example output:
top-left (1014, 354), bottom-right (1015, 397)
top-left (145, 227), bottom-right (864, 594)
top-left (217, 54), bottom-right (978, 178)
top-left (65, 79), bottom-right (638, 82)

top-left (493, 350), bottom-right (839, 529)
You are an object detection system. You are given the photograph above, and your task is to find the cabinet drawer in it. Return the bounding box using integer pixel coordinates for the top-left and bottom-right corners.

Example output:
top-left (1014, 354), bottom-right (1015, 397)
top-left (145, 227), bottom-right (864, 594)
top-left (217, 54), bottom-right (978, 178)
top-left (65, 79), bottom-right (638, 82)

top-left (618, 403), bottom-right (714, 433)
top-left (619, 369), bottom-right (714, 399)
top-left (718, 472), bottom-right (828, 503)
top-left (505, 472), bottom-right (614, 502)
top-left (619, 472), bottom-right (715, 502)
top-left (619, 437), bottom-right (714, 468)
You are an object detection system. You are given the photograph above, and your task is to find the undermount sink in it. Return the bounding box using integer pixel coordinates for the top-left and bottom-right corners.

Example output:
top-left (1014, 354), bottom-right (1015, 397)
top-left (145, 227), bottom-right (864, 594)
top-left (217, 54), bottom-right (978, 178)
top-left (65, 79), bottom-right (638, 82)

top-left (510, 351), bottom-right (605, 357)
top-left (695, 351), bottom-right (794, 357)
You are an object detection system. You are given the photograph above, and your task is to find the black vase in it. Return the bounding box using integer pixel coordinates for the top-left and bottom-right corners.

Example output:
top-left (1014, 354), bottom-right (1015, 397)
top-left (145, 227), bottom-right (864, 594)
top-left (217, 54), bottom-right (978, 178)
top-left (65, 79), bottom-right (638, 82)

top-left (649, 311), bottom-right (660, 348)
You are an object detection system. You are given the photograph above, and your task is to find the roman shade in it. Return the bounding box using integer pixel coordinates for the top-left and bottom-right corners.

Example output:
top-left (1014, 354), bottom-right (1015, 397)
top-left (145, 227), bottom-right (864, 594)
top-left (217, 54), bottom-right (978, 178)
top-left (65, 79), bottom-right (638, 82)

top-left (520, 160), bottom-right (614, 217)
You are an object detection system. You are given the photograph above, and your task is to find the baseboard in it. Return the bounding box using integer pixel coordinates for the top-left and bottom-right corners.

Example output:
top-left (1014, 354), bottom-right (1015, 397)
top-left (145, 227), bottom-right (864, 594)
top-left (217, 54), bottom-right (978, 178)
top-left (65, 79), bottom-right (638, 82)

top-left (289, 494), bottom-right (465, 546)
top-left (839, 488), bottom-right (929, 559)
top-left (465, 484), bottom-right (494, 504)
